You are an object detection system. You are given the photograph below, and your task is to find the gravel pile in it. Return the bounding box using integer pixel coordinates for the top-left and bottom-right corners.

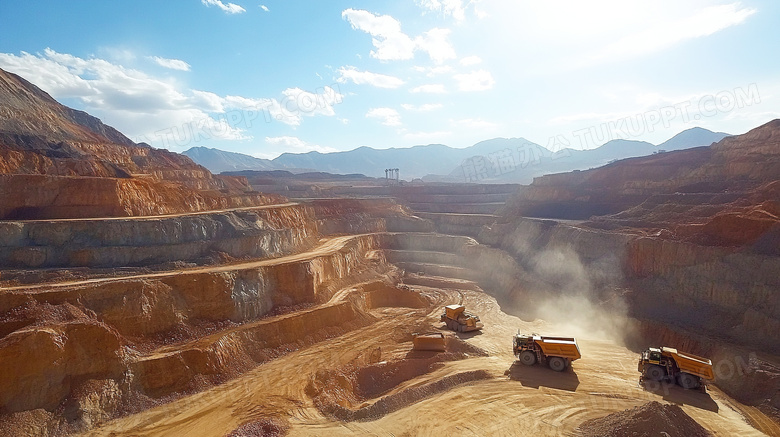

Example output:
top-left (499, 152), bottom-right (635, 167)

top-left (578, 401), bottom-right (712, 437)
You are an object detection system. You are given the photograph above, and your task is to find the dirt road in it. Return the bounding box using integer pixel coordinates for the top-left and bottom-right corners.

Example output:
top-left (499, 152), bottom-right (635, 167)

top-left (85, 284), bottom-right (773, 436)
top-left (9, 202), bottom-right (301, 223)
top-left (0, 234), bottom-right (366, 293)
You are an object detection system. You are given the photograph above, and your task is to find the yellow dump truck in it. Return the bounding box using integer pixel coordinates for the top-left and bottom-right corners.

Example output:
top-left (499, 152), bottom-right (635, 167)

top-left (513, 333), bottom-right (581, 372)
top-left (440, 304), bottom-right (483, 333)
top-left (638, 347), bottom-right (714, 391)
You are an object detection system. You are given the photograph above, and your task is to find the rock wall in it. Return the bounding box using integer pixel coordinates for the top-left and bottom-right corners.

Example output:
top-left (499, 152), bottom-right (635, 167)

top-left (0, 233), bottom-right (386, 430)
top-left (476, 217), bottom-right (780, 352)
top-left (0, 174), bottom-right (286, 220)
top-left (415, 212), bottom-right (498, 237)
top-left (309, 198), bottom-right (429, 235)
top-left (0, 234), bottom-right (383, 334)
top-left (0, 203), bottom-right (318, 268)
top-left (626, 237), bottom-right (780, 349)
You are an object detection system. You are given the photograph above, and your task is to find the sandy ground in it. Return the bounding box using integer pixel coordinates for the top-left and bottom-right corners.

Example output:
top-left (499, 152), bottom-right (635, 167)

top-left (83, 284), bottom-right (777, 437)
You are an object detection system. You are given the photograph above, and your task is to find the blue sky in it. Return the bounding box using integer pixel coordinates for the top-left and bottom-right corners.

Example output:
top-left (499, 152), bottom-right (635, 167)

top-left (0, 0), bottom-right (778, 158)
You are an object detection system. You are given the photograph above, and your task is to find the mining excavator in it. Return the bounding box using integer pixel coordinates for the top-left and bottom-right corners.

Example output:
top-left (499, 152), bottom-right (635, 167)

top-left (638, 347), bottom-right (714, 391)
top-left (440, 304), bottom-right (483, 332)
top-left (513, 333), bottom-right (581, 372)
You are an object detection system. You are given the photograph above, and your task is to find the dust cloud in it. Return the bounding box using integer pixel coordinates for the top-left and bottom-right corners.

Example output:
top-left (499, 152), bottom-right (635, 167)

top-left (523, 246), bottom-right (634, 344)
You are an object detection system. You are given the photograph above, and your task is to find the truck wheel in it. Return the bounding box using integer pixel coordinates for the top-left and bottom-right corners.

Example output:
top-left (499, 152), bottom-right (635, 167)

top-left (548, 357), bottom-right (566, 372)
top-left (645, 364), bottom-right (666, 381)
top-left (676, 372), bottom-right (700, 389)
top-left (519, 350), bottom-right (536, 366)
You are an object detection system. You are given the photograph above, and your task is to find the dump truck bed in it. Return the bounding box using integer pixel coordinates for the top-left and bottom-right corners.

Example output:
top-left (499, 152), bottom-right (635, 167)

top-left (412, 333), bottom-right (446, 352)
top-left (662, 347), bottom-right (714, 380)
top-left (536, 336), bottom-right (582, 361)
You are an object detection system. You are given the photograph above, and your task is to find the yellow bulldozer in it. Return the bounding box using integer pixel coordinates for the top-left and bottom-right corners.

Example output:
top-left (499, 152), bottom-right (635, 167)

top-left (440, 304), bottom-right (483, 333)
top-left (513, 333), bottom-right (581, 372)
top-left (638, 347), bottom-right (714, 391)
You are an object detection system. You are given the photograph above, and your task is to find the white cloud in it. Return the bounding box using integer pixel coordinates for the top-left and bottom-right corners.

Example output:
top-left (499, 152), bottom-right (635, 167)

top-left (366, 107), bottom-right (402, 126)
top-left (281, 86), bottom-right (342, 118)
top-left (260, 5), bottom-right (269, 12)
top-left (415, 28), bottom-right (457, 64)
top-left (452, 118), bottom-right (498, 129)
top-left (201, 0), bottom-right (245, 14)
top-left (224, 85), bottom-right (342, 126)
top-left (413, 65), bottom-right (453, 77)
top-left (459, 55), bottom-right (482, 66)
top-left (416, 0), bottom-right (467, 21)
top-left (1, 49), bottom-right (192, 113)
top-left (0, 48), bottom-right (342, 150)
top-left (342, 9), bottom-right (456, 64)
top-left (410, 84), bottom-right (446, 94)
top-left (454, 69), bottom-right (495, 91)
top-left (191, 90), bottom-right (225, 112)
top-left (148, 56), bottom-right (191, 71)
top-left (401, 103), bottom-right (443, 112)
top-left (584, 3), bottom-right (756, 65)
top-left (265, 136), bottom-right (338, 154)
top-left (99, 47), bottom-right (136, 63)
top-left (342, 9), bottom-right (415, 61)
top-left (336, 66), bottom-right (405, 88)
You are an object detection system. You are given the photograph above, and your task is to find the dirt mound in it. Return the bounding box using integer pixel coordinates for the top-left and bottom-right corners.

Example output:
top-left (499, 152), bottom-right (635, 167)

top-left (364, 283), bottom-right (430, 309)
top-left (577, 401), bottom-right (712, 437)
top-left (225, 418), bottom-right (288, 437)
top-left (317, 369), bottom-right (491, 422)
top-left (307, 337), bottom-right (489, 422)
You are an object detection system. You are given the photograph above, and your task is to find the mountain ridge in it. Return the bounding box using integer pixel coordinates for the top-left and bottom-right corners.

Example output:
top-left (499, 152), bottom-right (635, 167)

top-left (185, 128), bottom-right (730, 182)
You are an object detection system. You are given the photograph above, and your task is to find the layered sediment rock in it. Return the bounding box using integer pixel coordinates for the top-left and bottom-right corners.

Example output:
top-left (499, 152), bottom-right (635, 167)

top-left (0, 67), bottom-right (286, 220)
top-left (0, 233), bottom-right (387, 432)
top-left (502, 121), bottom-right (780, 249)
top-left (0, 203), bottom-right (317, 268)
top-left (496, 120), bottom-right (780, 351)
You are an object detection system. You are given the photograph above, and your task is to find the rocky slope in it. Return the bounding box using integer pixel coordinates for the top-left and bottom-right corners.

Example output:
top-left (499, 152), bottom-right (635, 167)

top-left (501, 120), bottom-right (780, 251)
top-left (493, 120), bottom-right (780, 418)
top-left (0, 66), bottom-right (776, 436)
top-left (0, 68), bottom-right (281, 219)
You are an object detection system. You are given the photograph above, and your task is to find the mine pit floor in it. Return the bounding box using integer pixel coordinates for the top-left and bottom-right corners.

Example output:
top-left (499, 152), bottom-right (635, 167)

top-left (84, 285), bottom-right (776, 436)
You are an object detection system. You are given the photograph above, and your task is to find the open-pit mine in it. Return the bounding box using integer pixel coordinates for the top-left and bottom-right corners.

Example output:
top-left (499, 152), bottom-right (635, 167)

top-left (0, 67), bottom-right (779, 437)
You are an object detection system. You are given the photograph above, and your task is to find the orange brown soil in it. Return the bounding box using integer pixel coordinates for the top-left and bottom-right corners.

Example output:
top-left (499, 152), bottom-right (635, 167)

top-left (577, 401), bottom-right (713, 437)
top-left (0, 67), bottom-right (779, 436)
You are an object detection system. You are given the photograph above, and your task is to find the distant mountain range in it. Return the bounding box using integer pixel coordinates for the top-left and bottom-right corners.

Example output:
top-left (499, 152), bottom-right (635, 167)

top-left (183, 147), bottom-right (281, 174)
top-left (184, 127), bottom-right (729, 183)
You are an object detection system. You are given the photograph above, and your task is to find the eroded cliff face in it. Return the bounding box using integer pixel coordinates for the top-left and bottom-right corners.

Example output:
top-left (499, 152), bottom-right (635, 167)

top-left (0, 232), bottom-right (388, 434)
top-left (494, 120), bottom-right (780, 348)
top-left (0, 65), bottom-right (778, 435)
top-left (0, 203), bottom-right (318, 268)
top-left (0, 188), bottom-right (435, 435)
top-left (475, 218), bottom-right (780, 352)
top-left (0, 67), bottom-right (287, 221)
top-left (486, 122), bottom-right (780, 419)
top-left (501, 121), bottom-right (780, 250)
top-left (0, 174), bottom-right (290, 220)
